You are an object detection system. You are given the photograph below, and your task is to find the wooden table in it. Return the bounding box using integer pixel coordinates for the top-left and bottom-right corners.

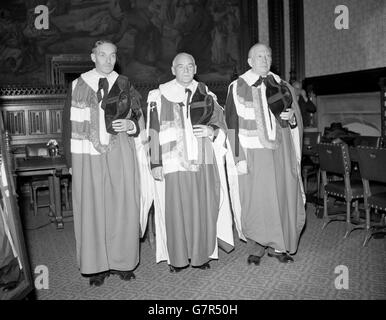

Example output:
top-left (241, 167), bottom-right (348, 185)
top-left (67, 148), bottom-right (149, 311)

top-left (15, 156), bottom-right (69, 229)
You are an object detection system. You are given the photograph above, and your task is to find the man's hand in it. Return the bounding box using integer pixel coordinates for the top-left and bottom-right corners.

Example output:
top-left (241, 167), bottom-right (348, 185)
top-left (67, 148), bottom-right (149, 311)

top-left (236, 160), bottom-right (248, 175)
top-left (112, 119), bottom-right (136, 133)
top-left (193, 125), bottom-right (214, 138)
top-left (280, 108), bottom-right (295, 122)
top-left (300, 89), bottom-right (308, 101)
top-left (151, 166), bottom-right (164, 181)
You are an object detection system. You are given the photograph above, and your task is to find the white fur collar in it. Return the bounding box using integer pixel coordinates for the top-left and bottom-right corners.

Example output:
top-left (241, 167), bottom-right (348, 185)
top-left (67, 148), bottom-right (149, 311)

top-left (81, 68), bottom-right (119, 93)
top-left (159, 79), bottom-right (198, 103)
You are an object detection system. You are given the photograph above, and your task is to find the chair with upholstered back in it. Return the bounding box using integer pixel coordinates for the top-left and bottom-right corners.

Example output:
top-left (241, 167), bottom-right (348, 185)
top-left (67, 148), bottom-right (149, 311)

top-left (356, 146), bottom-right (386, 246)
top-left (353, 136), bottom-right (381, 148)
top-left (317, 142), bottom-right (365, 237)
top-left (351, 136), bottom-right (380, 179)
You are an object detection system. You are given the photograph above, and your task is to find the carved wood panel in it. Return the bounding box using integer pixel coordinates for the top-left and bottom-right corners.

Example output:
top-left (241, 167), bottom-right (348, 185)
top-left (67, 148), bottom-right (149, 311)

top-left (239, 0), bottom-right (259, 74)
top-left (28, 110), bottom-right (47, 135)
top-left (6, 111), bottom-right (25, 136)
top-left (0, 86), bottom-right (66, 156)
top-left (50, 110), bottom-right (63, 134)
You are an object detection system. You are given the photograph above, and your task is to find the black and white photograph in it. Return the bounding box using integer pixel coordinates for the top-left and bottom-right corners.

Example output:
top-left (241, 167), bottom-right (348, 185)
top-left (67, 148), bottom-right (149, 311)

top-left (0, 0), bottom-right (385, 308)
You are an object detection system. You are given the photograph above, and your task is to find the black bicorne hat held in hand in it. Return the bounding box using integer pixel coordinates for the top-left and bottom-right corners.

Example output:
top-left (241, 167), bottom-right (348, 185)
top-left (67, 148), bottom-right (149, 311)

top-left (189, 82), bottom-right (214, 126)
top-left (102, 77), bottom-right (141, 135)
top-left (264, 74), bottom-right (293, 128)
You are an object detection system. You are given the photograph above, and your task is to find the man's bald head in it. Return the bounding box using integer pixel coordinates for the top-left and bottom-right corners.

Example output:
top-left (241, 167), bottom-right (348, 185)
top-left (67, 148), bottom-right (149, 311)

top-left (248, 43), bottom-right (271, 59)
top-left (172, 53), bottom-right (196, 68)
top-left (247, 43), bottom-right (272, 76)
top-left (171, 52), bottom-right (197, 87)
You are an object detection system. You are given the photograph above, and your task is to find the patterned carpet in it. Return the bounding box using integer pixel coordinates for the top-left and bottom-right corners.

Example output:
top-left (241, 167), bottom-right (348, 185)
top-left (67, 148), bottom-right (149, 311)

top-left (23, 203), bottom-right (386, 300)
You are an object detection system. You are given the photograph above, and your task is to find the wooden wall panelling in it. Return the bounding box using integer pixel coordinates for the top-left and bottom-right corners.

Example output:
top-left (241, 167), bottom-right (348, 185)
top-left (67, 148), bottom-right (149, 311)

top-left (289, 0), bottom-right (305, 82)
top-left (46, 54), bottom-right (94, 86)
top-left (29, 110), bottom-right (47, 135)
top-left (268, 0), bottom-right (285, 78)
top-left (239, 0), bottom-right (259, 74)
top-left (6, 111), bottom-right (26, 136)
top-left (0, 87), bottom-right (67, 157)
top-left (380, 77), bottom-right (386, 138)
top-left (50, 109), bottom-right (63, 134)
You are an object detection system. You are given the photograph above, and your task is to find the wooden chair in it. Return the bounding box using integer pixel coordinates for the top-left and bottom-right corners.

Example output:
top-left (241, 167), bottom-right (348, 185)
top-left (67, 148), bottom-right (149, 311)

top-left (356, 146), bottom-right (386, 246)
top-left (25, 144), bottom-right (71, 216)
top-left (350, 136), bottom-right (381, 181)
top-left (302, 132), bottom-right (321, 195)
top-left (317, 142), bottom-right (365, 237)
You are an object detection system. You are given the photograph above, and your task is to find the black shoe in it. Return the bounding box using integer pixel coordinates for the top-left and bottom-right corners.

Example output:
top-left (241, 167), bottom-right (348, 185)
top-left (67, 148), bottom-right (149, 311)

top-left (89, 271), bottom-right (110, 286)
top-left (169, 265), bottom-right (184, 273)
top-left (110, 270), bottom-right (136, 281)
top-left (247, 255), bottom-right (261, 266)
top-left (267, 252), bottom-right (294, 263)
top-left (193, 262), bottom-right (210, 270)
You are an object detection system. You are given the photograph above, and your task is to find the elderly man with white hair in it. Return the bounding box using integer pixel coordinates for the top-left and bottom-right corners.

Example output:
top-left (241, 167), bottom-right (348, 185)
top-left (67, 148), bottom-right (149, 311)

top-left (225, 43), bottom-right (306, 265)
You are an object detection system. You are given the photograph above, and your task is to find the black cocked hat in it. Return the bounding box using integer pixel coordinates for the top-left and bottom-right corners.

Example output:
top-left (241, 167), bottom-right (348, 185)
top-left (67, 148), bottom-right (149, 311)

top-left (264, 74), bottom-right (293, 127)
top-left (189, 82), bottom-right (214, 126)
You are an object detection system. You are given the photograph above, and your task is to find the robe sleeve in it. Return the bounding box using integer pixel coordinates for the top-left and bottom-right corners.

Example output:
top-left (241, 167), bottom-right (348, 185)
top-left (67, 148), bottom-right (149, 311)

top-left (225, 82), bottom-right (246, 163)
top-left (285, 82), bottom-right (304, 147)
top-left (126, 84), bottom-right (142, 137)
top-left (207, 101), bottom-right (227, 141)
top-left (205, 86), bottom-right (227, 141)
top-left (62, 82), bottom-right (72, 168)
top-left (147, 90), bottom-right (162, 169)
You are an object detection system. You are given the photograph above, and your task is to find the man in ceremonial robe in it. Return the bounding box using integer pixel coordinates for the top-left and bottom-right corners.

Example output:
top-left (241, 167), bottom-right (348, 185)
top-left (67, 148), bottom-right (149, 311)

top-left (0, 159), bottom-right (21, 292)
top-left (147, 53), bottom-right (242, 272)
top-left (62, 40), bottom-right (151, 286)
top-left (225, 43), bottom-right (306, 265)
